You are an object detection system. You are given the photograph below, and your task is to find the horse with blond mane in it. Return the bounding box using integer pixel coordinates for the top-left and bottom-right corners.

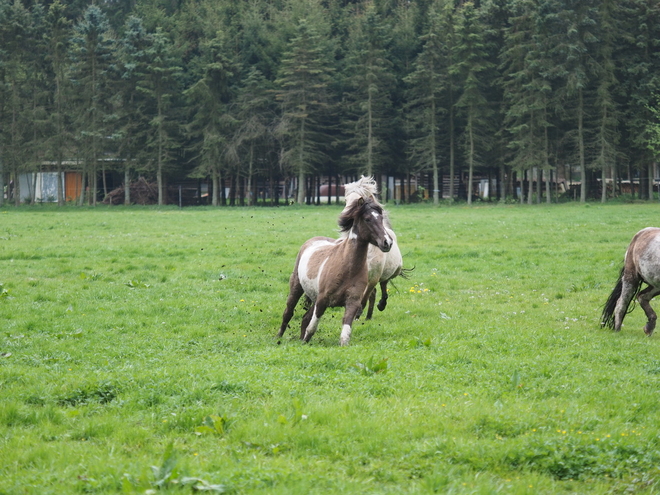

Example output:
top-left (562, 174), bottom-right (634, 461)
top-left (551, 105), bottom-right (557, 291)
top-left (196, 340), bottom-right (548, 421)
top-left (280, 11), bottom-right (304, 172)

top-left (343, 176), bottom-right (407, 319)
top-left (278, 196), bottom-right (393, 345)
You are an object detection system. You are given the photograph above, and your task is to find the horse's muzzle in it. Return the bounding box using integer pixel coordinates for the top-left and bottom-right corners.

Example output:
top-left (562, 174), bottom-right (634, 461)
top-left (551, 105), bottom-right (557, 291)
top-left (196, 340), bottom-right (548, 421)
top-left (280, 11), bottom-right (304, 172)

top-left (380, 238), bottom-right (393, 253)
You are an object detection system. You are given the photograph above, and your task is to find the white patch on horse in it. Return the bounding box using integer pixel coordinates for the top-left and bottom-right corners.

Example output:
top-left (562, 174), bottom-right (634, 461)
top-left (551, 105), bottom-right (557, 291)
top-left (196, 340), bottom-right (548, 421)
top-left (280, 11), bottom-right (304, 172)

top-left (298, 240), bottom-right (333, 300)
top-left (340, 324), bottom-right (352, 346)
top-left (304, 306), bottom-right (321, 341)
top-left (372, 211), bottom-right (380, 219)
top-left (348, 228), bottom-right (358, 240)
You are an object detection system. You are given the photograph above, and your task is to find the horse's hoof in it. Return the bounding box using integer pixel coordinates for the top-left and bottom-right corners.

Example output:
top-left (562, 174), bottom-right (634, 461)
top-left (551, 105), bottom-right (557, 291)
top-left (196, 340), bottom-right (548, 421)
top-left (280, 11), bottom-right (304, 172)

top-left (644, 327), bottom-right (654, 336)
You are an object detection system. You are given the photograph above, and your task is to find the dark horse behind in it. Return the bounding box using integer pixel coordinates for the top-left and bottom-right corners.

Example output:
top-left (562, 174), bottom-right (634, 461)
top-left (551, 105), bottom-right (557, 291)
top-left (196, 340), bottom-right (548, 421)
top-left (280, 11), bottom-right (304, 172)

top-left (278, 197), bottom-right (392, 346)
top-left (601, 227), bottom-right (660, 335)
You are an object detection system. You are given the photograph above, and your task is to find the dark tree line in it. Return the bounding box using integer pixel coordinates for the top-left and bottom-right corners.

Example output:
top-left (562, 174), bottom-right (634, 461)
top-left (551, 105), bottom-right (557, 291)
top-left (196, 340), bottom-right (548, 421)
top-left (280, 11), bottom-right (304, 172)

top-left (1, 0), bottom-right (659, 206)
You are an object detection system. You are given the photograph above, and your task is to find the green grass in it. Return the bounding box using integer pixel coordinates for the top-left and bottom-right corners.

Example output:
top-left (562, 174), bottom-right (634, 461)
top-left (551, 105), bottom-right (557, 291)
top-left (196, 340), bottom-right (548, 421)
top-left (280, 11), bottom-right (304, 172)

top-left (2, 202), bottom-right (660, 494)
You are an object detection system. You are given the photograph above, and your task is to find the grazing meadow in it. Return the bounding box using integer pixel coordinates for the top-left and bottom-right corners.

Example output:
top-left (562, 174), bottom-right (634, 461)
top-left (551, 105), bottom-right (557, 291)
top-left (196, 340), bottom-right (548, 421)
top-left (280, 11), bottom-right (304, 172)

top-left (3, 202), bottom-right (660, 494)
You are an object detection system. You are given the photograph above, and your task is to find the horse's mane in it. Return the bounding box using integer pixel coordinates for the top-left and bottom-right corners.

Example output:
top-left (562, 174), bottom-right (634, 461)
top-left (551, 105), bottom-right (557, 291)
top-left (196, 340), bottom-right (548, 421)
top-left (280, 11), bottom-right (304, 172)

top-left (338, 197), bottom-right (382, 236)
top-left (344, 176), bottom-right (380, 206)
top-left (343, 176), bottom-right (390, 229)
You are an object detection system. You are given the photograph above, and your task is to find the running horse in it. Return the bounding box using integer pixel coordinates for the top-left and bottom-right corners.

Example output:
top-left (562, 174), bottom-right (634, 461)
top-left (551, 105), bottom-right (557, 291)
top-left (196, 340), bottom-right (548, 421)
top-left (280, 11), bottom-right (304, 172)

top-left (278, 197), bottom-right (393, 345)
top-left (343, 176), bottom-right (406, 319)
top-left (601, 227), bottom-right (660, 335)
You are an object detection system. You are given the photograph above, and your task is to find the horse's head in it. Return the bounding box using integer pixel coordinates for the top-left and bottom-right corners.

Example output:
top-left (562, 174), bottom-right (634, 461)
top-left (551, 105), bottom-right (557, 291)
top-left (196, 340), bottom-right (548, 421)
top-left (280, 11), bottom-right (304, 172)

top-left (339, 197), bottom-right (392, 253)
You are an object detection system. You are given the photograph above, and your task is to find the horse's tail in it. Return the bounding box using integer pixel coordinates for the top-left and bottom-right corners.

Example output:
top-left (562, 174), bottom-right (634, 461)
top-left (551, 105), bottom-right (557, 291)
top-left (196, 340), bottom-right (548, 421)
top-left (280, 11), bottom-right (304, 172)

top-left (399, 266), bottom-right (414, 280)
top-left (601, 266), bottom-right (641, 329)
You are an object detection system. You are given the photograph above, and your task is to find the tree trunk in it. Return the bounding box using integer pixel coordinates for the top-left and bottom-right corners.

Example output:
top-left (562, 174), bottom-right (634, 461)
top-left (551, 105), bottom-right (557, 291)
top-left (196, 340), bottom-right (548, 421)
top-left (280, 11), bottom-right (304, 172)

top-left (578, 88), bottom-right (586, 203)
top-left (544, 104), bottom-right (551, 204)
top-left (157, 99), bottom-right (164, 206)
top-left (30, 172), bottom-right (37, 204)
top-left (499, 163), bottom-right (506, 202)
top-left (448, 104), bottom-right (456, 202)
top-left (212, 169), bottom-right (219, 206)
top-left (296, 117), bottom-right (306, 205)
top-left (431, 99), bottom-right (439, 205)
top-left (247, 143), bottom-right (254, 206)
top-left (78, 170), bottom-right (86, 206)
top-left (0, 160), bottom-right (4, 206)
top-left (467, 114), bottom-right (474, 206)
top-left (649, 162), bottom-right (655, 201)
top-left (102, 164), bottom-right (108, 199)
top-left (124, 167), bottom-right (131, 205)
top-left (367, 89), bottom-right (373, 177)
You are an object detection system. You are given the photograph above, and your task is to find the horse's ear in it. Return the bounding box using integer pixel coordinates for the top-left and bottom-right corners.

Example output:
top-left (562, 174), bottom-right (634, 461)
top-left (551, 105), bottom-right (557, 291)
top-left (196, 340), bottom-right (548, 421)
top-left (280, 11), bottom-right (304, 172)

top-left (358, 197), bottom-right (364, 206)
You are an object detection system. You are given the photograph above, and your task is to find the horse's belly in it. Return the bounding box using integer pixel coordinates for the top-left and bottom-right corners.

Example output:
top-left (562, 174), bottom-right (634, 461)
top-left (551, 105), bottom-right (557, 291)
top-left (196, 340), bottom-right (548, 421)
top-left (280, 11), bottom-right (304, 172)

top-left (298, 239), bottom-right (336, 301)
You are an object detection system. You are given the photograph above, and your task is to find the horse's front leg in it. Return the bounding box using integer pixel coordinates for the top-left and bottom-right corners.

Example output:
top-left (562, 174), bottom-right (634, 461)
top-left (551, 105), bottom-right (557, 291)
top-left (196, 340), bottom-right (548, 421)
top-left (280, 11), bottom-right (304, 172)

top-left (339, 301), bottom-right (363, 346)
top-left (638, 285), bottom-right (660, 336)
top-left (302, 301), bottom-right (327, 343)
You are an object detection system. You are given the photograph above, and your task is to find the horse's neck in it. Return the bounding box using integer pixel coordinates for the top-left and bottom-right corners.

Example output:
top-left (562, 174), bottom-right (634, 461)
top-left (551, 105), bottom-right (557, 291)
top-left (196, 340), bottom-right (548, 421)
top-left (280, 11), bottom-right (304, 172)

top-left (339, 229), bottom-right (370, 271)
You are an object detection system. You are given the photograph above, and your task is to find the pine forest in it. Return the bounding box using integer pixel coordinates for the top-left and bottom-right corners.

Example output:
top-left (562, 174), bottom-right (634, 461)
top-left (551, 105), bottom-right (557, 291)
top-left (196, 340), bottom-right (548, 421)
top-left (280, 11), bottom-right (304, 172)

top-left (1, 0), bottom-right (659, 206)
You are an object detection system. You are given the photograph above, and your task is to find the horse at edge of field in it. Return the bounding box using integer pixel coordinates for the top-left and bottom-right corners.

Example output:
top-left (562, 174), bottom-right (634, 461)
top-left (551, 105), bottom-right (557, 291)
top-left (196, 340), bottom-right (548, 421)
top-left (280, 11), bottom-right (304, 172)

top-left (601, 227), bottom-right (660, 336)
top-left (343, 176), bottom-right (408, 319)
top-left (278, 196), bottom-right (393, 346)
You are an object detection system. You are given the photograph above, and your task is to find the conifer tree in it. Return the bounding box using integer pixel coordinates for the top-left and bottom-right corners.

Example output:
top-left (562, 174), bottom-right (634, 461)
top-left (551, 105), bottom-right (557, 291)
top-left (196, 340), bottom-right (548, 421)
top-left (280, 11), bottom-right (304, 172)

top-left (437, 0), bottom-right (460, 201)
top-left (185, 31), bottom-right (237, 206)
top-left (452, 1), bottom-right (494, 205)
top-left (275, 18), bottom-right (334, 204)
top-left (618, 0), bottom-right (660, 199)
top-left (405, 3), bottom-right (446, 205)
top-left (69, 4), bottom-right (116, 205)
top-left (343, 3), bottom-right (395, 178)
top-left (24, 2), bottom-right (49, 204)
top-left (45, 0), bottom-right (72, 205)
top-left (0, 0), bottom-right (32, 205)
top-left (552, 0), bottom-right (598, 202)
top-left (116, 16), bottom-right (152, 205)
top-left (234, 67), bottom-right (277, 206)
top-left (142, 27), bottom-right (182, 205)
top-left (500, 0), bottom-right (552, 204)
top-left (591, 0), bottom-right (621, 202)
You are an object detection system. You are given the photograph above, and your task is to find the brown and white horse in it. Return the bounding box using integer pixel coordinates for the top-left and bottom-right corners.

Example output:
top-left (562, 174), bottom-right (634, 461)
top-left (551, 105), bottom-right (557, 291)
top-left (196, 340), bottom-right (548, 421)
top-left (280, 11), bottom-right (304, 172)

top-left (343, 176), bottom-right (405, 319)
top-left (278, 197), bottom-right (393, 345)
top-left (601, 227), bottom-right (660, 335)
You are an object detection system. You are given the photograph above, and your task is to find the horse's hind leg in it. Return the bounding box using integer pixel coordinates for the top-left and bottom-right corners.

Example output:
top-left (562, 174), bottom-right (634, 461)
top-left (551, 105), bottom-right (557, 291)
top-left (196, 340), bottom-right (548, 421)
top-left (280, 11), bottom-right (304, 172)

top-left (638, 285), bottom-right (660, 336)
top-left (614, 276), bottom-right (639, 331)
top-left (366, 288), bottom-right (376, 320)
top-left (278, 278), bottom-right (304, 338)
top-left (377, 281), bottom-right (389, 312)
top-left (302, 301), bottom-right (327, 343)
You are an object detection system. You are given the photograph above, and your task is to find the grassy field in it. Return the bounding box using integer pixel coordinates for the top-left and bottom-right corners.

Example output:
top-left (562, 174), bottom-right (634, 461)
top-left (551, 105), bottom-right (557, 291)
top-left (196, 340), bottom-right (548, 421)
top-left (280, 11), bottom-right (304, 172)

top-left (2, 202), bottom-right (660, 494)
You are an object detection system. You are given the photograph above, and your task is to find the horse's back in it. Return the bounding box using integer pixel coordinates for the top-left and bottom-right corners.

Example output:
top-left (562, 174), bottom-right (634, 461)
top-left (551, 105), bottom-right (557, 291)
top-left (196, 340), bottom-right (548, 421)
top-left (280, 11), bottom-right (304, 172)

top-left (630, 228), bottom-right (660, 286)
